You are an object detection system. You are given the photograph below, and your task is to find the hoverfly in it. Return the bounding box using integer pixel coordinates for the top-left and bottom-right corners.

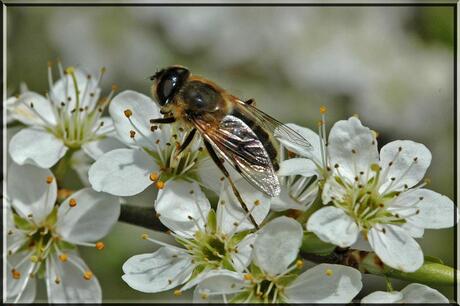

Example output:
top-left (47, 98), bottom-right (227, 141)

top-left (149, 65), bottom-right (312, 229)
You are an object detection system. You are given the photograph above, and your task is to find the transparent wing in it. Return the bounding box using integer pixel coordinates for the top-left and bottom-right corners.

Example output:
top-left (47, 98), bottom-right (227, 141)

top-left (192, 114), bottom-right (280, 197)
top-left (235, 101), bottom-right (313, 151)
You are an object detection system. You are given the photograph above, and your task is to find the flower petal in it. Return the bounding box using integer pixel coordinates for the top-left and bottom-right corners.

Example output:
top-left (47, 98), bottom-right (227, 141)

top-left (82, 136), bottom-right (126, 160)
top-left (400, 283), bottom-right (449, 303)
top-left (122, 247), bottom-right (193, 293)
top-left (253, 216), bottom-right (303, 275)
top-left (56, 188), bottom-right (120, 244)
top-left (361, 291), bottom-right (403, 303)
top-left (275, 123), bottom-right (322, 161)
top-left (216, 179), bottom-right (271, 234)
top-left (92, 116), bottom-right (115, 136)
top-left (389, 188), bottom-right (458, 229)
top-left (46, 251), bottom-right (102, 303)
top-left (88, 148), bottom-right (156, 196)
top-left (306, 206), bottom-right (359, 248)
top-left (321, 174), bottom-right (348, 204)
top-left (368, 224), bottom-right (424, 272)
top-left (379, 140), bottom-right (431, 192)
top-left (285, 264), bottom-right (362, 303)
top-left (191, 269), bottom-right (245, 303)
top-left (9, 127), bottom-right (68, 168)
top-left (9, 92), bottom-right (57, 126)
top-left (328, 117), bottom-right (378, 181)
top-left (155, 180), bottom-right (211, 238)
top-left (277, 158), bottom-right (318, 177)
top-left (231, 233), bottom-right (255, 272)
top-left (195, 157), bottom-right (225, 194)
top-left (51, 68), bottom-right (100, 113)
top-left (271, 184), bottom-right (318, 212)
top-left (7, 163), bottom-right (56, 224)
top-left (7, 252), bottom-right (37, 303)
top-left (109, 90), bottom-right (162, 149)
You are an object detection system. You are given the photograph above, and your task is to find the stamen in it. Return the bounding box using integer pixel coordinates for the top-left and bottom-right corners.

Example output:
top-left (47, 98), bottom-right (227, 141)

top-left (46, 176), bottom-right (54, 184)
top-left (69, 198), bottom-right (77, 207)
top-left (95, 242), bottom-right (105, 250)
top-left (59, 253), bottom-right (68, 262)
top-left (155, 180), bottom-right (165, 189)
top-left (325, 268), bottom-right (333, 276)
top-left (83, 271), bottom-right (93, 280)
top-left (149, 172), bottom-right (159, 182)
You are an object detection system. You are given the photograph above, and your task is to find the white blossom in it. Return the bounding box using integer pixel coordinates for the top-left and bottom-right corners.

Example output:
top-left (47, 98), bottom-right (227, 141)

top-left (7, 64), bottom-right (124, 171)
top-left (192, 216), bottom-right (362, 303)
top-left (121, 179), bottom-right (270, 295)
top-left (278, 116), bottom-right (459, 272)
top-left (361, 283), bottom-right (449, 303)
top-left (6, 162), bottom-right (120, 303)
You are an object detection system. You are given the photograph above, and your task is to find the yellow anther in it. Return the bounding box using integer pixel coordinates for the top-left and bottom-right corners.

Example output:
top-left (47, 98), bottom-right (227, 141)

top-left (124, 109), bottom-right (133, 118)
top-left (319, 105), bottom-right (327, 114)
top-left (58, 253), bottom-right (68, 262)
top-left (30, 255), bottom-right (39, 263)
top-left (317, 120), bottom-right (324, 127)
top-left (424, 178), bottom-right (431, 185)
top-left (83, 271), bottom-right (93, 280)
top-left (149, 172), bottom-right (159, 182)
top-left (111, 84), bottom-right (119, 92)
top-left (65, 66), bottom-right (75, 74)
top-left (141, 233), bottom-right (149, 240)
top-left (243, 273), bottom-right (253, 281)
top-left (295, 259), bottom-right (304, 269)
top-left (200, 292), bottom-right (209, 300)
top-left (11, 269), bottom-right (21, 279)
top-left (129, 130), bottom-right (136, 138)
top-left (156, 180), bottom-right (165, 189)
top-left (370, 163), bottom-right (380, 172)
top-left (69, 198), bottom-right (77, 207)
top-left (325, 269), bottom-right (333, 277)
top-left (46, 176), bottom-right (54, 184)
top-left (95, 242), bottom-right (105, 250)
top-left (254, 199), bottom-right (261, 206)
top-left (55, 277), bottom-right (61, 284)
top-left (174, 290), bottom-right (182, 296)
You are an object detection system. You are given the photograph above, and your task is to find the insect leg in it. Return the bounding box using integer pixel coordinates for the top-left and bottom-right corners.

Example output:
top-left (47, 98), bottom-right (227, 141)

top-left (177, 128), bottom-right (197, 155)
top-left (203, 140), bottom-right (259, 230)
top-left (149, 117), bottom-right (176, 124)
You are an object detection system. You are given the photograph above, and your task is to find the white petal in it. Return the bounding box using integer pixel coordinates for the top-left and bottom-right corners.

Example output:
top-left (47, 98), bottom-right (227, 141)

top-left (307, 206), bottom-right (359, 248)
top-left (51, 68), bottom-right (99, 112)
top-left (7, 163), bottom-right (56, 224)
top-left (231, 233), bottom-right (255, 272)
top-left (6, 206), bottom-right (27, 251)
top-left (253, 216), bottom-right (303, 275)
top-left (82, 136), bottom-right (126, 160)
top-left (217, 179), bottom-right (271, 234)
top-left (122, 247), bottom-right (193, 293)
top-left (361, 291), bottom-right (403, 303)
top-left (88, 148), bottom-right (156, 196)
top-left (368, 224), bottom-right (424, 272)
top-left (277, 158), bottom-right (318, 177)
top-left (155, 180), bottom-right (211, 238)
top-left (328, 117), bottom-right (379, 181)
top-left (109, 90), bottom-right (162, 149)
top-left (400, 283), bottom-right (449, 303)
top-left (9, 128), bottom-right (68, 168)
top-left (285, 264), bottom-right (362, 303)
top-left (195, 157), bottom-right (224, 194)
top-left (9, 92), bottom-right (57, 126)
top-left (271, 184), bottom-right (318, 212)
top-left (7, 252), bottom-right (37, 303)
top-left (46, 251), bottom-right (102, 303)
top-left (379, 140), bottom-right (431, 192)
top-left (321, 175), bottom-right (347, 204)
top-left (191, 269), bottom-right (245, 302)
top-left (400, 221), bottom-right (425, 238)
top-left (70, 150), bottom-right (92, 186)
top-left (93, 116), bottom-right (115, 136)
top-left (275, 123), bottom-right (322, 162)
top-left (389, 189), bottom-right (458, 229)
top-left (56, 188), bottom-right (120, 244)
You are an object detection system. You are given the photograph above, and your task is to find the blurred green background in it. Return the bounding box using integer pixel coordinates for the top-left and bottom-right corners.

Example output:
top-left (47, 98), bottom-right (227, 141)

top-left (6, 5), bottom-right (455, 302)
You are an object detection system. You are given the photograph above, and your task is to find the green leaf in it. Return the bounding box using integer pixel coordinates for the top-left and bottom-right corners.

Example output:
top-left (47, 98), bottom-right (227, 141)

top-left (424, 255), bottom-right (444, 265)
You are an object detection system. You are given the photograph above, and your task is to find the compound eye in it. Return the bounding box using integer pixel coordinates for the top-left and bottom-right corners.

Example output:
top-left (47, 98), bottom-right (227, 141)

top-left (161, 79), bottom-right (174, 99)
